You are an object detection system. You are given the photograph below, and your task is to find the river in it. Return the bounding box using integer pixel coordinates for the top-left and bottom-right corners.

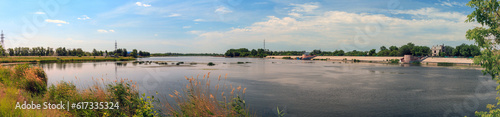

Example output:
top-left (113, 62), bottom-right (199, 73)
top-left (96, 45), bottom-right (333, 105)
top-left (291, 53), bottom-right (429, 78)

top-left (37, 56), bottom-right (498, 116)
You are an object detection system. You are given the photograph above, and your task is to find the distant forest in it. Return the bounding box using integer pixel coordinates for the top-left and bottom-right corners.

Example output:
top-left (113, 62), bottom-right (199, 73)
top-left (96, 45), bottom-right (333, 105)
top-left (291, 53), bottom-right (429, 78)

top-left (151, 53), bottom-right (223, 56)
top-left (224, 43), bottom-right (481, 58)
top-left (3, 47), bottom-right (150, 58)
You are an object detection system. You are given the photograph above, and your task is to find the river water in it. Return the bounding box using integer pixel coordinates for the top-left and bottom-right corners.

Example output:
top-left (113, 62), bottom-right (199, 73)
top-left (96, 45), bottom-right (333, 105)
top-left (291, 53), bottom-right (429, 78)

top-left (38, 56), bottom-right (498, 116)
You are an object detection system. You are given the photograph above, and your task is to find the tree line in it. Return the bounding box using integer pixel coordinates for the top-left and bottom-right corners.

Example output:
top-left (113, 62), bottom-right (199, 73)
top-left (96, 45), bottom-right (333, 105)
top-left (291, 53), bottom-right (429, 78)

top-left (3, 46), bottom-right (150, 58)
top-left (151, 53), bottom-right (222, 56)
top-left (224, 42), bottom-right (481, 57)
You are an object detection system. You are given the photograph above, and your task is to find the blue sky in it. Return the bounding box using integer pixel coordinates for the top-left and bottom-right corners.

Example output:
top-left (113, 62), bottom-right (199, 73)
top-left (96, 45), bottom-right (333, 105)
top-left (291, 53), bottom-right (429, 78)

top-left (0, 0), bottom-right (478, 53)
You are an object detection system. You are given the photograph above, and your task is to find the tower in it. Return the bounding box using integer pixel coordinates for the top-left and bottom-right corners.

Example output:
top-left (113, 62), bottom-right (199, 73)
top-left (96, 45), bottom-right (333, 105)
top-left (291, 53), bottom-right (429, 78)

top-left (115, 40), bottom-right (117, 51)
top-left (1, 30), bottom-right (4, 47)
top-left (263, 39), bottom-right (265, 51)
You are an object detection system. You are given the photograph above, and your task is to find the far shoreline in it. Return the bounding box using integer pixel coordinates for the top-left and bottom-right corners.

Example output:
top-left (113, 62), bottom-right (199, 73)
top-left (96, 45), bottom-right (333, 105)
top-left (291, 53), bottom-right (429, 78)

top-left (266, 55), bottom-right (476, 66)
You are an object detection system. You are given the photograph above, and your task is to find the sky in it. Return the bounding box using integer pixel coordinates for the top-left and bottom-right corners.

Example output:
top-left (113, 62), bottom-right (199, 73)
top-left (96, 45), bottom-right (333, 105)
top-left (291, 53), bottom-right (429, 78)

top-left (0, 0), bottom-right (479, 53)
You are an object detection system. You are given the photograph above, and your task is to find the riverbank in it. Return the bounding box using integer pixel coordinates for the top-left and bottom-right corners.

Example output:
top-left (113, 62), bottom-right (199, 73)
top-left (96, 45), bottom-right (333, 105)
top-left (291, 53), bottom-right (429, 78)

top-left (266, 56), bottom-right (474, 64)
top-left (0, 64), bottom-right (157, 116)
top-left (0, 56), bottom-right (135, 63)
top-left (0, 64), bottom-right (252, 116)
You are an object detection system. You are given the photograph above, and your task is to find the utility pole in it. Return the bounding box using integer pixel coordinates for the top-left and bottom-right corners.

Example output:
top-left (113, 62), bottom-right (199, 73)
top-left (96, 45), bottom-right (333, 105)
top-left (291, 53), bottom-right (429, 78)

top-left (263, 39), bottom-right (266, 51)
top-left (1, 30), bottom-right (4, 48)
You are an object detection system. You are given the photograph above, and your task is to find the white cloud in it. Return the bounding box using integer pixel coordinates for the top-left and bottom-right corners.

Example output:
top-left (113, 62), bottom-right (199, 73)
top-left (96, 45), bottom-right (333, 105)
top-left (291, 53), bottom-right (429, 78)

top-left (287, 2), bottom-right (318, 18)
top-left (77, 15), bottom-right (90, 20)
top-left (97, 29), bottom-right (115, 33)
top-left (45, 19), bottom-right (69, 24)
top-left (167, 13), bottom-right (181, 17)
top-left (290, 2), bottom-right (319, 13)
top-left (437, 0), bottom-right (465, 7)
top-left (57, 24), bottom-right (62, 26)
top-left (288, 12), bottom-right (301, 17)
top-left (97, 29), bottom-right (108, 33)
top-left (394, 7), bottom-right (467, 22)
top-left (155, 34), bottom-right (158, 36)
top-left (34, 12), bottom-right (45, 14)
top-left (215, 6), bottom-right (233, 14)
top-left (193, 19), bottom-right (205, 22)
top-left (183, 26), bottom-right (191, 29)
top-left (188, 30), bottom-right (204, 35)
top-left (192, 6), bottom-right (478, 52)
top-left (136, 2), bottom-right (151, 7)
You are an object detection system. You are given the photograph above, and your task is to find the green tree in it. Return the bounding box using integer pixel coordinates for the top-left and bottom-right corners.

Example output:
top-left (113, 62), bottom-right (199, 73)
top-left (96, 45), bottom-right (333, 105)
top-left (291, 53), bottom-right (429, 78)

top-left (389, 46), bottom-right (398, 51)
top-left (0, 45), bottom-right (6, 57)
top-left (377, 50), bottom-right (390, 56)
top-left (131, 49), bottom-right (138, 58)
top-left (389, 50), bottom-right (400, 56)
top-left (312, 49), bottom-right (322, 55)
top-left (444, 46), bottom-right (454, 56)
top-left (122, 48), bottom-right (128, 57)
top-left (251, 49), bottom-right (257, 56)
top-left (465, 0), bottom-right (500, 116)
top-left (439, 52), bottom-right (446, 57)
top-left (368, 49), bottom-right (376, 56)
top-left (7, 48), bottom-right (13, 56)
top-left (380, 46), bottom-right (387, 51)
top-left (398, 43), bottom-right (414, 56)
top-left (333, 50), bottom-right (344, 56)
top-left (411, 46), bottom-right (430, 56)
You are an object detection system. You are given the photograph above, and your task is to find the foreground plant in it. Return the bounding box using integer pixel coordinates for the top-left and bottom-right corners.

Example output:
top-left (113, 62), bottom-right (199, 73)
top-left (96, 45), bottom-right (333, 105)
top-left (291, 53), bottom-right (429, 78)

top-left (163, 72), bottom-right (251, 117)
top-left (466, 0), bottom-right (500, 116)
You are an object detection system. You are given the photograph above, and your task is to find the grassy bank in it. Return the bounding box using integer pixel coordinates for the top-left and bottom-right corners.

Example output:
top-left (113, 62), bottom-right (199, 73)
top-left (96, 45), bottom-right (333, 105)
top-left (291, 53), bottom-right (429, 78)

top-left (0, 64), bottom-right (253, 116)
top-left (0, 64), bottom-right (157, 116)
top-left (0, 56), bottom-right (135, 63)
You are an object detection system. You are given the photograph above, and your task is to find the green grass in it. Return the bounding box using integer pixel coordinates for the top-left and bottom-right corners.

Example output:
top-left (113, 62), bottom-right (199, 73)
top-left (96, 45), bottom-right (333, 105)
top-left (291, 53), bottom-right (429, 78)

top-left (0, 64), bottom-right (254, 117)
top-left (388, 59), bottom-right (400, 64)
top-left (0, 64), bottom-right (157, 117)
top-left (437, 62), bottom-right (454, 66)
top-left (163, 73), bottom-right (251, 117)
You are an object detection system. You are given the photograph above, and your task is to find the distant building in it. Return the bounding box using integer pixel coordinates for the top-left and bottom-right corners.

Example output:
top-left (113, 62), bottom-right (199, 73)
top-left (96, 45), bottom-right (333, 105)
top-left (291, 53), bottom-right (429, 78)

top-left (431, 44), bottom-right (445, 56)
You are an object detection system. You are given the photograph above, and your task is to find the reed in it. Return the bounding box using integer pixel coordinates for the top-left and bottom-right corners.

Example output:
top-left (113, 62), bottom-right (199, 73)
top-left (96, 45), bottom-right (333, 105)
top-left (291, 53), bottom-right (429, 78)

top-left (162, 72), bottom-right (250, 117)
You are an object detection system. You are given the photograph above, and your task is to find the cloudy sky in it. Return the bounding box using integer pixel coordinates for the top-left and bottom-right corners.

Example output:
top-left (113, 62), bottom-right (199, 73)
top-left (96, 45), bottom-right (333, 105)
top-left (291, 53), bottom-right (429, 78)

top-left (0, 0), bottom-right (478, 53)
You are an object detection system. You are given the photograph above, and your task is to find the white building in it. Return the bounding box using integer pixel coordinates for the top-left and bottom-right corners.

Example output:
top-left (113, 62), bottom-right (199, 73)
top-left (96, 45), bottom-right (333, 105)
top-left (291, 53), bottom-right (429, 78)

top-left (431, 44), bottom-right (445, 56)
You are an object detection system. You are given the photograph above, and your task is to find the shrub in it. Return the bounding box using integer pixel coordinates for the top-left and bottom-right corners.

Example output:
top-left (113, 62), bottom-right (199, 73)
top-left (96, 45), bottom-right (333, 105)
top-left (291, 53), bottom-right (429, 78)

top-left (21, 67), bottom-right (48, 96)
top-left (134, 93), bottom-right (159, 117)
top-left (208, 62), bottom-right (215, 66)
top-left (411, 61), bottom-right (421, 65)
top-left (106, 80), bottom-right (141, 116)
top-left (47, 81), bottom-right (77, 102)
top-left (14, 64), bottom-right (30, 78)
top-left (437, 62), bottom-right (454, 66)
top-left (352, 59), bottom-right (360, 62)
top-left (388, 59), bottom-right (400, 64)
top-left (163, 73), bottom-right (250, 116)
